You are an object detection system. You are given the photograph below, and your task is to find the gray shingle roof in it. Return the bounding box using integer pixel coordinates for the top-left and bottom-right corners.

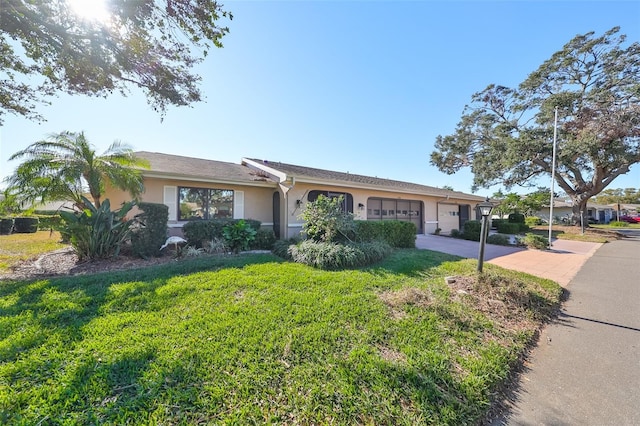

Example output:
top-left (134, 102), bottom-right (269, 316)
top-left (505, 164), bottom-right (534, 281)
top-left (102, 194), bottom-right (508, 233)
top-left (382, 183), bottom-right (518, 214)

top-left (246, 158), bottom-right (485, 201)
top-left (135, 151), bottom-right (272, 184)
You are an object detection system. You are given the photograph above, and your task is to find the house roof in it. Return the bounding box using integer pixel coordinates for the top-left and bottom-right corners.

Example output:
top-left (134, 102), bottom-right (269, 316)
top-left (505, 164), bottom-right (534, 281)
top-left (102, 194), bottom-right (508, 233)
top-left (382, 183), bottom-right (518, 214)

top-left (135, 151), bottom-right (274, 186)
top-left (133, 151), bottom-right (484, 201)
top-left (243, 158), bottom-right (485, 201)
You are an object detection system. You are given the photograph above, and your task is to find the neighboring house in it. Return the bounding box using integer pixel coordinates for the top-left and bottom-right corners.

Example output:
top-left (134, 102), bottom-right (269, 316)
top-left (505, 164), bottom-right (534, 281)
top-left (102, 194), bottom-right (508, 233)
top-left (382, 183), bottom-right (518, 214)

top-left (104, 152), bottom-right (487, 239)
top-left (536, 200), bottom-right (615, 224)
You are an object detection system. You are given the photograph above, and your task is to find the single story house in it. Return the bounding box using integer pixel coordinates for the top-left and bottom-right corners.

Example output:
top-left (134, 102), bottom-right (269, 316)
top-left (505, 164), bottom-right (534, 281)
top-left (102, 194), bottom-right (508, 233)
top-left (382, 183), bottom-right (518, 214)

top-left (104, 152), bottom-right (488, 239)
top-left (536, 200), bottom-right (615, 224)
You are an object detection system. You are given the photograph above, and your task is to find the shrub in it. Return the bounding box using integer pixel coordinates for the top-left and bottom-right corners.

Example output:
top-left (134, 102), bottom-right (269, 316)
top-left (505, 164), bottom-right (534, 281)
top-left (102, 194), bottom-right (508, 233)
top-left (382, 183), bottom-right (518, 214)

top-left (354, 220), bottom-right (416, 248)
top-left (518, 223), bottom-right (530, 232)
top-left (525, 216), bottom-right (542, 226)
top-left (609, 221), bottom-right (629, 227)
top-left (251, 228), bottom-right (276, 250)
top-left (183, 219), bottom-right (261, 247)
top-left (272, 238), bottom-right (299, 260)
top-left (491, 219), bottom-right (506, 230)
top-left (486, 233), bottom-right (511, 246)
top-left (13, 217), bottom-right (39, 233)
top-left (33, 213), bottom-right (62, 231)
top-left (497, 222), bottom-right (521, 235)
top-left (0, 218), bottom-right (14, 235)
top-left (131, 202), bottom-right (169, 258)
top-left (508, 212), bottom-right (525, 223)
top-left (222, 219), bottom-right (257, 253)
top-left (521, 233), bottom-right (548, 250)
top-left (450, 229), bottom-right (462, 238)
top-left (462, 220), bottom-right (486, 241)
top-left (289, 240), bottom-right (392, 270)
top-left (59, 197), bottom-right (135, 261)
top-left (300, 195), bottom-right (355, 243)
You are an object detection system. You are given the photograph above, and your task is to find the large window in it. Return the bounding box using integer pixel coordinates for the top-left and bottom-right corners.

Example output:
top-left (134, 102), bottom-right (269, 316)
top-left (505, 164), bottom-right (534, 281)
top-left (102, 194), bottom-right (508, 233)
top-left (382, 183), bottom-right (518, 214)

top-left (307, 190), bottom-right (354, 213)
top-left (178, 187), bottom-right (233, 221)
top-left (367, 197), bottom-right (422, 232)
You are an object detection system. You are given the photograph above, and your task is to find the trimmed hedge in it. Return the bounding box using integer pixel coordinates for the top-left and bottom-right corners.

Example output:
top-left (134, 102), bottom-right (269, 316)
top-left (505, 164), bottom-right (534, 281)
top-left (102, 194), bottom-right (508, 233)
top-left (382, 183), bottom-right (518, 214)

top-left (354, 220), bottom-right (416, 248)
top-left (183, 218), bottom-right (262, 248)
top-left (487, 233), bottom-right (511, 246)
top-left (252, 228), bottom-right (276, 250)
top-left (497, 222), bottom-right (521, 235)
top-left (13, 217), bottom-right (39, 233)
top-left (131, 202), bottom-right (169, 258)
top-left (0, 218), bottom-right (14, 235)
top-left (525, 216), bottom-right (542, 226)
top-left (508, 212), bottom-right (525, 224)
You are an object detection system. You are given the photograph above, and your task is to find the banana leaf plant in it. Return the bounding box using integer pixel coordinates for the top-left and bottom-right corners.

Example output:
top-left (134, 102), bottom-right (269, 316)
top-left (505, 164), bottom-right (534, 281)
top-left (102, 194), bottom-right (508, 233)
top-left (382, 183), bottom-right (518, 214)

top-left (59, 196), bottom-right (136, 261)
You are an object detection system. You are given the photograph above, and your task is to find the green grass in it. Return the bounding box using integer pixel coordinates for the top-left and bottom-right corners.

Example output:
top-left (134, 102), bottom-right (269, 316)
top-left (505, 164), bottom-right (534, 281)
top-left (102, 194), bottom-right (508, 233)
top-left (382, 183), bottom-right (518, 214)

top-left (0, 231), bottom-right (67, 272)
top-left (0, 250), bottom-right (562, 424)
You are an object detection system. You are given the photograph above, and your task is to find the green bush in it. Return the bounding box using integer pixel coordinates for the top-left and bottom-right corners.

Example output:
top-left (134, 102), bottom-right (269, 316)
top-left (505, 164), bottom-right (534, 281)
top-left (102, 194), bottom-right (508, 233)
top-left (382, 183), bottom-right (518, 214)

top-left (183, 219), bottom-right (261, 247)
top-left (450, 229), bottom-right (462, 238)
top-left (272, 238), bottom-right (299, 260)
top-left (289, 240), bottom-right (392, 270)
top-left (0, 218), bottom-right (14, 235)
top-left (462, 220), bottom-right (485, 241)
top-left (486, 234), bottom-right (511, 246)
top-left (491, 219), bottom-right (506, 230)
top-left (300, 195), bottom-right (355, 243)
top-left (525, 216), bottom-right (542, 226)
top-left (609, 221), bottom-right (629, 227)
top-left (521, 233), bottom-right (548, 250)
top-left (251, 228), bottom-right (277, 250)
top-left (59, 197), bottom-right (135, 261)
top-left (131, 202), bottom-right (169, 258)
top-left (518, 223), bottom-right (530, 232)
top-left (354, 220), bottom-right (416, 248)
top-left (32, 212), bottom-right (62, 231)
top-left (223, 219), bottom-right (257, 253)
top-left (13, 217), bottom-right (39, 233)
top-left (497, 222), bottom-right (521, 234)
top-left (508, 212), bottom-right (525, 223)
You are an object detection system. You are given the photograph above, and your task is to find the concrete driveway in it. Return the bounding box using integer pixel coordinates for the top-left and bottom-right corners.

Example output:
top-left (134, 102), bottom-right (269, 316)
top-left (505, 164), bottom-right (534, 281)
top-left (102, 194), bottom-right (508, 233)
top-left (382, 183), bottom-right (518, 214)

top-left (415, 234), bottom-right (602, 286)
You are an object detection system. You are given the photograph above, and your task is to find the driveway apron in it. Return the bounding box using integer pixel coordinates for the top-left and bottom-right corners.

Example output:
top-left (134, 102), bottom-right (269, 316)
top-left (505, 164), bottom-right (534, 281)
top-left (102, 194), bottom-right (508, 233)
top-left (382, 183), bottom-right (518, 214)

top-left (493, 235), bottom-right (640, 425)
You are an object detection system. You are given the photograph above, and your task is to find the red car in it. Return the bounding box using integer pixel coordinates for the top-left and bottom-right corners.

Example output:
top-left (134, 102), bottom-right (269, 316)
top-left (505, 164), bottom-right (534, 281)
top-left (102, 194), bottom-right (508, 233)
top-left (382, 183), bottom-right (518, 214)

top-left (619, 215), bottom-right (640, 223)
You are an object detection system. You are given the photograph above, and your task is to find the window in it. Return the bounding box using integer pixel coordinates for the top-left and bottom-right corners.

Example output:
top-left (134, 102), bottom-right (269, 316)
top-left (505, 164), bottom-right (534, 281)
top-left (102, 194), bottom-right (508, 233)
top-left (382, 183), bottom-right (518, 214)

top-left (178, 187), bottom-right (233, 221)
top-left (367, 197), bottom-right (423, 233)
top-left (307, 190), bottom-right (354, 213)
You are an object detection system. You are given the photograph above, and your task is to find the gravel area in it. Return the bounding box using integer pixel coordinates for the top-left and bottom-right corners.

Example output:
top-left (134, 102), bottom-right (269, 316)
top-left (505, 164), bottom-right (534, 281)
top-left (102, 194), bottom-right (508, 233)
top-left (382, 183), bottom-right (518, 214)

top-left (0, 247), bottom-right (180, 281)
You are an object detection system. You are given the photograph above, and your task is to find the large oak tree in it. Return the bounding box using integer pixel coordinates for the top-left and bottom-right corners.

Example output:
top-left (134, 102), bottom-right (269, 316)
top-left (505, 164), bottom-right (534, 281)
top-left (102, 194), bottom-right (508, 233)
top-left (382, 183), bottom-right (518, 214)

top-left (431, 27), bottom-right (640, 223)
top-left (0, 0), bottom-right (232, 124)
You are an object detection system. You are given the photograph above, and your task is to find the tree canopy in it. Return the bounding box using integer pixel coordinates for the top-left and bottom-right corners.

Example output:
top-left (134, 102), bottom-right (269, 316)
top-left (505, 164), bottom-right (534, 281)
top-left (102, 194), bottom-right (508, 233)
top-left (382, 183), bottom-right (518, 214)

top-left (0, 0), bottom-right (232, 124)
top-left (431, 27), bottom-right (640, 222)
top-left (592, 187), bottom-right (640, 204)
top-left (5, 131), bottom-right (149, 209)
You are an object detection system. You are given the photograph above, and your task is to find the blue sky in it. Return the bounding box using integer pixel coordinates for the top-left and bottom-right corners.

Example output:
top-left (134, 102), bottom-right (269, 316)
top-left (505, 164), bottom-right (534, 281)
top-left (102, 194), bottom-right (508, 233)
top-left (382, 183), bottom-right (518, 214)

top-left (1, 0), bottom-right (639, 197)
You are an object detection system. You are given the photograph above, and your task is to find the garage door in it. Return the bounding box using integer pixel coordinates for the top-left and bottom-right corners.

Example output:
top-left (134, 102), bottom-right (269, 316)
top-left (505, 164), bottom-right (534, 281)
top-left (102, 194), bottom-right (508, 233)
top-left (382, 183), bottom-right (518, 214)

top-left (439, 204), bottom-right (460, 234)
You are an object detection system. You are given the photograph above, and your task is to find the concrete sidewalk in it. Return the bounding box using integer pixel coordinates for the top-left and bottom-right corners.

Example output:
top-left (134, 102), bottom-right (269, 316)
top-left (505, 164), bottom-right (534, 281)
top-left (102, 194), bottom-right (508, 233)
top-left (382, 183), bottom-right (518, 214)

top-left (415, 234), bottom-right (602, 286)
top-left (492, 235), bottom-right (640, 425)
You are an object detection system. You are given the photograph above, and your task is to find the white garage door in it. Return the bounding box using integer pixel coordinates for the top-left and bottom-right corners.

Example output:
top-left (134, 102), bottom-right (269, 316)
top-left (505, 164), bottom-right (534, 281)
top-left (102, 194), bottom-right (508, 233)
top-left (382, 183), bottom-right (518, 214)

top-left (439, 204), bottom-right (460, 234)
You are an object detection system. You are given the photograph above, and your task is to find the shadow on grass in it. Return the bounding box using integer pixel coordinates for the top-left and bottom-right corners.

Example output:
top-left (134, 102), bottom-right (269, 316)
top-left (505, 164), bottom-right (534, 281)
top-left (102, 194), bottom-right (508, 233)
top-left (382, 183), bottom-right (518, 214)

top-left (366, 249), bottom-right (463, 277)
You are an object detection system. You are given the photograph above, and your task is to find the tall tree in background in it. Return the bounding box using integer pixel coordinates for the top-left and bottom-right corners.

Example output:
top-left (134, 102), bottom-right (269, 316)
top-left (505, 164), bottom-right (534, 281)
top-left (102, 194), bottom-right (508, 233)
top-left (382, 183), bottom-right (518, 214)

top-left (5, 131), bottom-right (149, 209)
top-left (592, 188), bottom-right (640, 204)
top-left (431, 27), bottom-right (640, 224)
top-left (0, 0), bottom-right (232, 124)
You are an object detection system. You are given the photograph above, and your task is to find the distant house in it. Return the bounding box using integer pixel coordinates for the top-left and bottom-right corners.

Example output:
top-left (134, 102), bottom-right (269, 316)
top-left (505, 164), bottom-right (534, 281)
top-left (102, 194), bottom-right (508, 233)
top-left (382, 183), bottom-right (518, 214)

top-left (536, 199), bottom-right (615, 224)
top-left (104, 152), bottom-right (487, 239)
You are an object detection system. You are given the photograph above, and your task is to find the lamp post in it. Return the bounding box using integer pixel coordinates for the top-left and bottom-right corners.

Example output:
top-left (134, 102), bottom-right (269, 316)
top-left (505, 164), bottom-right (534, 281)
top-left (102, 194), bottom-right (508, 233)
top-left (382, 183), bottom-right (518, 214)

top-left (477, 197), bottom-right (494, 273)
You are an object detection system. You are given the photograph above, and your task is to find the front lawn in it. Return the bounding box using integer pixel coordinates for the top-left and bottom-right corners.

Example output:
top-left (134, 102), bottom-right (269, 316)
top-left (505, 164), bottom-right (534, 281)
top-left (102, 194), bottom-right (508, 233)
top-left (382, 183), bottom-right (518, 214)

top-left (0, 231), bottom-right (66, 272)
top-left (0, 250), bottom-right (562, 424)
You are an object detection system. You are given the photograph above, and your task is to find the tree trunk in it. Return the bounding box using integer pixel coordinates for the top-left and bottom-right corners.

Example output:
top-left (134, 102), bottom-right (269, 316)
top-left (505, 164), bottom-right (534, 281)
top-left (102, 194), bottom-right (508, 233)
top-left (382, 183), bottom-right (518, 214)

top-left (570, 198), bottom-right (589, 227)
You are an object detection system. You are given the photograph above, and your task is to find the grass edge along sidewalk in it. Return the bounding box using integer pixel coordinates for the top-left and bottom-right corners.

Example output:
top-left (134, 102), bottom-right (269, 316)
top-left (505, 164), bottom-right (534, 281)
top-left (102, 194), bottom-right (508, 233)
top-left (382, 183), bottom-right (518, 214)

top-left (0, 249), bottom-right (562, 424)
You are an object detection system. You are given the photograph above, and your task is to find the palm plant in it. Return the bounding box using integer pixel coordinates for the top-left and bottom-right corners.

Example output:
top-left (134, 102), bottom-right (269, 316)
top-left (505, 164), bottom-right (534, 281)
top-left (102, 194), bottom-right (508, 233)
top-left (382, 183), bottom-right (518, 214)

top-left (5, 131), bottom-right (149, 209)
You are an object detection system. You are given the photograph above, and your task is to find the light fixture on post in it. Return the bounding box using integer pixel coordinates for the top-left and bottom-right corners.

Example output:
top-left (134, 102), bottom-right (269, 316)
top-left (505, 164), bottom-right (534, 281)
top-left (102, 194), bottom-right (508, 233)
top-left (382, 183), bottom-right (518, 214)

top-left (358, 203), bottom-right (365, 210)
top-left (477, 197), bottom-right (493, 273)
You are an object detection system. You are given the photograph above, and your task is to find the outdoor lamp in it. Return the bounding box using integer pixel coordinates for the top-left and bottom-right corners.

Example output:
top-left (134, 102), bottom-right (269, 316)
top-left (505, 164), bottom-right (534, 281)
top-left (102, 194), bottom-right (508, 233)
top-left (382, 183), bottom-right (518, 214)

top-left (477, 197), bottom-right (493, 273)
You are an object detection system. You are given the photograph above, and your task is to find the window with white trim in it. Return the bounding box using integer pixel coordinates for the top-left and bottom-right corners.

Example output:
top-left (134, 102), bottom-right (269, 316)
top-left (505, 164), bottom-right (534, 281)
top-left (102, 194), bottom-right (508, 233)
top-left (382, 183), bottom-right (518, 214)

top-left (178, 187), bottom-right (234, 221)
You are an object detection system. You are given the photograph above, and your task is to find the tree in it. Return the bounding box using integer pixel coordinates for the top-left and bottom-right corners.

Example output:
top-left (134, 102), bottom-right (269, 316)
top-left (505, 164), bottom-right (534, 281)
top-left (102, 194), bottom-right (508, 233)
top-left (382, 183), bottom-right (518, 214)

top-left (0, 0), bottom-right (232, 124)
top-left (300, 195), bottom-right (355, 243)
top-left (5, 131), bottom-right (149, 209)
top-left (592, 188), bottom-right (640, 204)
top-left (431, 27), bottom-right (640, 224)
